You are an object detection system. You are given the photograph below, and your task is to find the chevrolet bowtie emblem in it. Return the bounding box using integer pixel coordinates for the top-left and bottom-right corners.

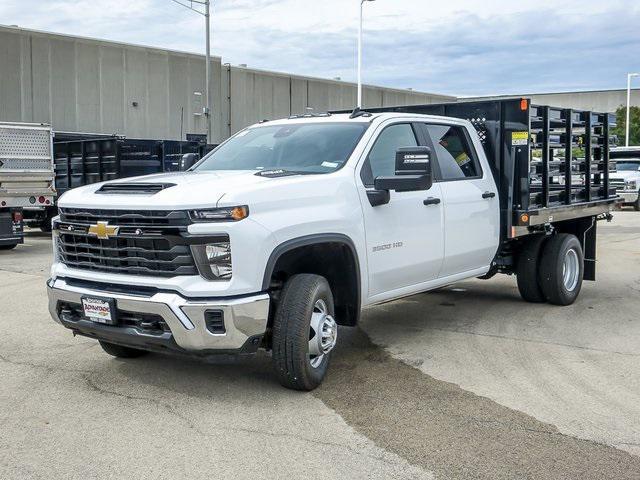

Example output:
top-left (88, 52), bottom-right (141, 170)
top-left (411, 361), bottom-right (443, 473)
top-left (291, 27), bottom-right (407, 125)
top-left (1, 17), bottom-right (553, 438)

top-left (88, 221), bottom-right (119, 240)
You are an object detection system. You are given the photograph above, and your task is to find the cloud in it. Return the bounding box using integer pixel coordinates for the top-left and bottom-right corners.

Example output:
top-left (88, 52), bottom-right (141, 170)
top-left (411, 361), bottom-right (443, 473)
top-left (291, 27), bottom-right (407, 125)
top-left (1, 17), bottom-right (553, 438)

top-left (1, 0), bottom-right (638, 96)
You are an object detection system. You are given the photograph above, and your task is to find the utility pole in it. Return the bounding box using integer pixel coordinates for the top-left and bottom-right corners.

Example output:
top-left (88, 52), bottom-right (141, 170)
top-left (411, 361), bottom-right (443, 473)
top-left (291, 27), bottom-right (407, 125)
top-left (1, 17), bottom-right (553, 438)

top-left (170, 0), bottom-right (212, 142)
top-left (358, 0), bottom-right (376, 108)
top-left (204, 0), bottom-right (211, 142)
top-left (626, 73), bottom-right (639, 147)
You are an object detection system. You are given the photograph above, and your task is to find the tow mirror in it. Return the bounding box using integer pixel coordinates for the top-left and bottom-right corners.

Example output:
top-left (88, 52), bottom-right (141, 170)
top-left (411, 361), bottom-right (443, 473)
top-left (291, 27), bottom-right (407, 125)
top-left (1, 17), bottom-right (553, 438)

top-left (373, 146), bottom-right (433, 193)
top-left (180, 153), bottom-right (200, 171)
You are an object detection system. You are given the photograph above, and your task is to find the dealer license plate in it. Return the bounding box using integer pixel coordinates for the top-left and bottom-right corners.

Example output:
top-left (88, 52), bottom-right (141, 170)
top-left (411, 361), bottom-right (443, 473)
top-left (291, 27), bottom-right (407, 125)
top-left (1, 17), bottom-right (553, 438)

top-left (81, 297), bottom-right (117, 325)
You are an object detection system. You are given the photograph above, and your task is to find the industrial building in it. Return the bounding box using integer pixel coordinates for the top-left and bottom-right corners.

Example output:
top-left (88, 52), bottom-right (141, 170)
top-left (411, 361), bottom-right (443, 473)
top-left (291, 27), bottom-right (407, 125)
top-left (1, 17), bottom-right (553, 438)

top-left (466, 88), bottom-right (640, 114)
top-left (1, 24), bottom-right (636, 145)
top-left (0, 25), bottom-right (453, 143)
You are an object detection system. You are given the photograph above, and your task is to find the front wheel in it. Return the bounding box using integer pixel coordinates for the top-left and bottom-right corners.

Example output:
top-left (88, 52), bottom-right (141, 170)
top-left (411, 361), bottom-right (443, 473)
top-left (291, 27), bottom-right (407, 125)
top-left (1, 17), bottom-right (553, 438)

top-left (634, 194), bottom-right (640, 212)
top-left (40, 220), bottom-right (52, 233)
top-left (271, 274), bottom-right (338, 391)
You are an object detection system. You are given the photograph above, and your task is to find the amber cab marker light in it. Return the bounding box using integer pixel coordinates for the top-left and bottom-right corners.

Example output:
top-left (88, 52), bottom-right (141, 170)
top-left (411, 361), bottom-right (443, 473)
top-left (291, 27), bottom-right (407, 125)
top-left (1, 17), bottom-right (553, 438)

top-left (230, 206), bottom-right (249, 221)
top-left (521, 213), bottom-right (529, 224)
top-left (520, 98), bottom-right (528, 111)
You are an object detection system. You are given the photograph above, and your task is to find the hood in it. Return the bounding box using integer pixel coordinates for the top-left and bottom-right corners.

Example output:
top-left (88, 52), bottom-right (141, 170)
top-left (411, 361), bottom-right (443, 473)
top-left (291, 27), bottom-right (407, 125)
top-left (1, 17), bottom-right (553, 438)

top-left (57, 171), bottom-right (276, 210)
top-left (610, 170), bottom-right (640, 181)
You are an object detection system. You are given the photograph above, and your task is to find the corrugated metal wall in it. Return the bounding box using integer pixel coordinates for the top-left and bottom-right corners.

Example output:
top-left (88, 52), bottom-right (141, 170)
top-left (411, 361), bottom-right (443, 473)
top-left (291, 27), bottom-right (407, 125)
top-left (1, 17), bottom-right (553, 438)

top-left (465, 90), bottom-right (640, 114)
top-left (0, 26), bottom-right (454, 143)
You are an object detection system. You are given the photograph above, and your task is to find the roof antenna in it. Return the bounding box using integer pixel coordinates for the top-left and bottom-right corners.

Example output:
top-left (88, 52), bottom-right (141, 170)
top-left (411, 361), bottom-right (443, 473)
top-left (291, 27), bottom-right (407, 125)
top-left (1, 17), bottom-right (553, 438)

top-left (350, 107), bottom-right (372, 119)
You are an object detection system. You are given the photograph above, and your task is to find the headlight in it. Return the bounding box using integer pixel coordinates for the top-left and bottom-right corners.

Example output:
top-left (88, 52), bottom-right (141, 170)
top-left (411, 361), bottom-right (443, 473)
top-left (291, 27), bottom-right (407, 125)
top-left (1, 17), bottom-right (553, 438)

top-left (626, 180), bottom-right (637, 190)
top-left (191, 237), bottom-right (232, 280)
top-left (190, 206), bottom-right (249, 222)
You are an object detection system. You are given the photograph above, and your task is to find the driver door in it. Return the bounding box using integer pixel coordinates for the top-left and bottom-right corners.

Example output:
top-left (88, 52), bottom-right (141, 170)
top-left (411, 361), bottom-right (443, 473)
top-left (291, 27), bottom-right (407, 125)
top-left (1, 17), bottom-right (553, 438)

top-left (357, 122), bottom-right (445, 300)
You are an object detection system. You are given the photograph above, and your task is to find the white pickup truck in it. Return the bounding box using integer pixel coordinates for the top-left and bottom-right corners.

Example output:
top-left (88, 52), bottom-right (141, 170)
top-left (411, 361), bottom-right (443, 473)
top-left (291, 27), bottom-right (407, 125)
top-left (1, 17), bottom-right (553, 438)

top-left (47, 99), bottom-right (618, 390)
top-left (610, 147), bottom-right (640, 210)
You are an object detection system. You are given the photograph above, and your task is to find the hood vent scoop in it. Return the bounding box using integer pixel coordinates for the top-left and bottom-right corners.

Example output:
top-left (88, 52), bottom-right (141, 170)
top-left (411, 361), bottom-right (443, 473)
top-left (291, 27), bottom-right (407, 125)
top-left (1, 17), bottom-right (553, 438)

top-left (96, 183), bottom-right (176, 195)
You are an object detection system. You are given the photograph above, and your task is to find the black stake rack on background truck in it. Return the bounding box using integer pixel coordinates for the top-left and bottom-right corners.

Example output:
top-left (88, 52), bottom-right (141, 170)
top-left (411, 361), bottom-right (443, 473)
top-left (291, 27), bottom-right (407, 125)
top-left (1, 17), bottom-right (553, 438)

top-left (340, 98), bottom-right (619, 283)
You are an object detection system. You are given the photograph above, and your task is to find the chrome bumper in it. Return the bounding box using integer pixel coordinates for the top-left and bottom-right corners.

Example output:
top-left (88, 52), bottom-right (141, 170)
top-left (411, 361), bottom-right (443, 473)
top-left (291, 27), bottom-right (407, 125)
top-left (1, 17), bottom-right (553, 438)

top-left (618, 191), bottom-right (639, 203)
top-left (47, 278), bottom-right (270, 353)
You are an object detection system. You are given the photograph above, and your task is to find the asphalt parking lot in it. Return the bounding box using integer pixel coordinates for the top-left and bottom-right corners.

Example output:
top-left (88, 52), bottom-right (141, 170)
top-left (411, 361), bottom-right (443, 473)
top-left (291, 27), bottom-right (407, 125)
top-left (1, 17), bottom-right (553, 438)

top-left (1, 212), bottom-right (639, 480)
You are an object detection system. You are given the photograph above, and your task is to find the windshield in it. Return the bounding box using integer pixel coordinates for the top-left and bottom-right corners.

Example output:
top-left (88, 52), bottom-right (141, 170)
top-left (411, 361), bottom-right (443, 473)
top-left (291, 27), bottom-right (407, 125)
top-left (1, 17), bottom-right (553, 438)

top-left (616, 161), bottom-right (640, 171)
top-left (194, 122), bottom-right (368, 174)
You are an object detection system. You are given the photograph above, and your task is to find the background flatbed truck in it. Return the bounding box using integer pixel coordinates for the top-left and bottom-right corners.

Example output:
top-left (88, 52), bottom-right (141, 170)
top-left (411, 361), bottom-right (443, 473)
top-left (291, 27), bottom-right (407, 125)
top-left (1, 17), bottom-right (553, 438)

top-left (0, 122), bottom-right (55, 248)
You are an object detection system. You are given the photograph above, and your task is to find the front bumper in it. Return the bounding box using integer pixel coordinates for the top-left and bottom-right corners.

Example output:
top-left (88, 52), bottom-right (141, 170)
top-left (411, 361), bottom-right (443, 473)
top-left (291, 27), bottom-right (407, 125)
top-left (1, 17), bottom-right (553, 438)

top-left (47, 278), bottom-right (270, 355)
top-left (618, 191), bottom-right (639, 204)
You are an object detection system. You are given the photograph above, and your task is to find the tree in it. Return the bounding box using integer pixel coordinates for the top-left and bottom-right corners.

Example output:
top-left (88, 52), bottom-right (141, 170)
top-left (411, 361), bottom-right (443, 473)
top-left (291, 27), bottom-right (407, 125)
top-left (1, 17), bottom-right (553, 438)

top-left (612, 106), bottom-right (640, 146)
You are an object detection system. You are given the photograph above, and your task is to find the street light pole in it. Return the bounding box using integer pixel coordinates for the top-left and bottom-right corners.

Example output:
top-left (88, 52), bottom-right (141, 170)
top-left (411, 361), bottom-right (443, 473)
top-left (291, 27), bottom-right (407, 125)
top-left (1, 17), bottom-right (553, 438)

top-left (626, 73), bottom-right (639, 147)
top-left (169, 0), bottom-right (212, 142)
top-left (357, 0), bottom-right (375, 109)
top-left (204, 0), bottom-right (211, 142)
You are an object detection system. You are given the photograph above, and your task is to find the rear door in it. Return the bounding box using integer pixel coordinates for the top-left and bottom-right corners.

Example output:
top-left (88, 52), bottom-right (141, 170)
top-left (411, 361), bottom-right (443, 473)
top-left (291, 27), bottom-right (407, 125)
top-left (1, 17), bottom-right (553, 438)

top-left (421, 122), bottom-right (499, 277)
top-left (357, 121), bottom-right (445, 299)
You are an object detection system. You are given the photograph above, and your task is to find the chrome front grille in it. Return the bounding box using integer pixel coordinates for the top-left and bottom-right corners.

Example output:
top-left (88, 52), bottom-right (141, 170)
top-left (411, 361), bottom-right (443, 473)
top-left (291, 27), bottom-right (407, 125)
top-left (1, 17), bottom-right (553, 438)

top-left (609, 179), bottom-right (625, 191)
top-left (59, 208), bottom-right (190, 227)
top-left (56, 208), bottom-right (197, 277)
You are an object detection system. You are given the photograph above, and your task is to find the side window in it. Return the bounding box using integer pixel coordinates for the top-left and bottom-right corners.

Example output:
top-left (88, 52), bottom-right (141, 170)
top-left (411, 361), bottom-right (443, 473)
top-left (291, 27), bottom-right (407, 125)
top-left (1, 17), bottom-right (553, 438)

top-left (426, 124), bottom-right (480, 181)
top-left (361, 123), bottom-right (418, 185)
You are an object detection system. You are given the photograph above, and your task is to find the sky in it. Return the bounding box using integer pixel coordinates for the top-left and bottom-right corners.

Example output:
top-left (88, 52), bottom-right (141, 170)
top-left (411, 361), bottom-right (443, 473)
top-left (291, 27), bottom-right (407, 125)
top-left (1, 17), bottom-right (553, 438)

top-left (1, 0), bottom-right (639, 97)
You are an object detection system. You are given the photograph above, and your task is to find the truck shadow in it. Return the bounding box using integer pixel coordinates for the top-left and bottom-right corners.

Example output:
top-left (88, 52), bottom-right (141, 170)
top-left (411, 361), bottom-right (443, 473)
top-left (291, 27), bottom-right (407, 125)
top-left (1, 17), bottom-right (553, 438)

top-left (109, 350), bottom-right (283, 399)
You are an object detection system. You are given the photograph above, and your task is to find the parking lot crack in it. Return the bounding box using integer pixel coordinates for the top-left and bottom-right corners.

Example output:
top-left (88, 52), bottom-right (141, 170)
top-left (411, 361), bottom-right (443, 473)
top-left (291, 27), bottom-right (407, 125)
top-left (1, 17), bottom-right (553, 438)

top-left (82, 376), bottom-right (411, 468)
top-left (420, 326), bottom-right (640, 357)
top-left (0, 353), bottom-right (93, 375)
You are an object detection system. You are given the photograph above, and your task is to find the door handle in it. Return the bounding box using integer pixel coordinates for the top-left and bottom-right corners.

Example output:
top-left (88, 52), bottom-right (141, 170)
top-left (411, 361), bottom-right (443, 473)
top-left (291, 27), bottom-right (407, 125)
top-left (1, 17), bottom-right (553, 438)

top-left (423, 197), bottom-right (441, 206)
top-left (482, 191), bottom-right (496, 199)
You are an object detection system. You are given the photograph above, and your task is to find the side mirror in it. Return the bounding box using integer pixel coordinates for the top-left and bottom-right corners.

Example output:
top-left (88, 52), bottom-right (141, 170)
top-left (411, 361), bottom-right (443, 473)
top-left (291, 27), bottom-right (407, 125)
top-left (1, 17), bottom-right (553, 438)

top-left (373, 146), bottom-right (433, 193)
top-left (180, 153), bottom-right (200, 171)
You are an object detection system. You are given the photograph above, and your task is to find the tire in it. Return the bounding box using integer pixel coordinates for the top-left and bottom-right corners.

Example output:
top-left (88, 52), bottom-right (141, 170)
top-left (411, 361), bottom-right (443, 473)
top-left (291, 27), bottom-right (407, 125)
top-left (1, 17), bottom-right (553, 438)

top-left (538, 234), bottom-right (584, 306)
top-left (99, 341), bottom-right (149, 358)
top-left (0, 243), bottom-right (18, 250)
top-left (516, 234), bottom-right (547, 303)
top-left (40, 220), bottom-right (52, 233)
top-left (272, 274), bottom-right (337, 391)
top-left (40, 208), bottom-right (57, 233)
top-left (634, 193), bottom-right (640, 212)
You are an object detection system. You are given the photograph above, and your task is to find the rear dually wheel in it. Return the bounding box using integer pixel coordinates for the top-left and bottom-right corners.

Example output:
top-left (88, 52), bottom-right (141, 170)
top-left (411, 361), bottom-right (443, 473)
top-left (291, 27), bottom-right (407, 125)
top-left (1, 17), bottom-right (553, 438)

top-left (538, 234), bottom-right (584, 306)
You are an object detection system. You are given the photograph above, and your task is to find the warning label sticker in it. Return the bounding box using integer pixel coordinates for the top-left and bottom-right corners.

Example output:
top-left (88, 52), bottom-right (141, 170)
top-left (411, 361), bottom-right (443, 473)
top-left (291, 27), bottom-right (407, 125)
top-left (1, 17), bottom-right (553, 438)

top-left (512, 131), bottom-right (529, 146)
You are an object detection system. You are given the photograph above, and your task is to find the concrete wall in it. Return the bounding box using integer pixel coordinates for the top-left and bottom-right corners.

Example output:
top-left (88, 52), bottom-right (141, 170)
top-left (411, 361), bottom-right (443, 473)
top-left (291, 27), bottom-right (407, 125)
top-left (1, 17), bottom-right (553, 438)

top-left (220, 65), bottom-right (454, 136)
top-left (0, 25), bottom-right (454, 142)
top-left (465, 89), bottom-right (640, 113)
top-left (0, 26), bottom-right (220, 141)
